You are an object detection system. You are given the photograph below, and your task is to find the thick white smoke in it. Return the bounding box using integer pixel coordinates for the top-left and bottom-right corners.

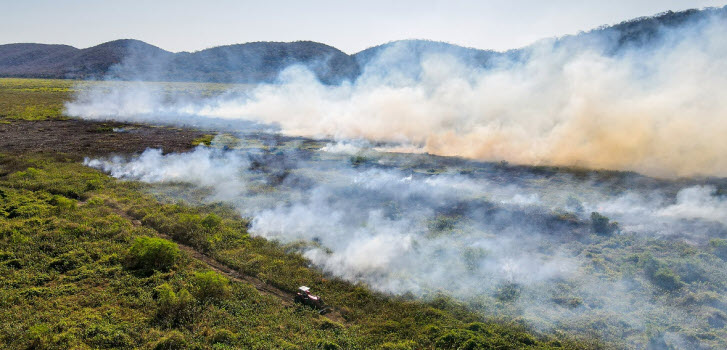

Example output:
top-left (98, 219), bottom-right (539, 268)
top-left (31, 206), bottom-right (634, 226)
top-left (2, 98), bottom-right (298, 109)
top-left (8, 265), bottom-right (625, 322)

top-left (69, 8), bottom-right (727, 347)
top-left (86, 146), bottom-right (579, 294)
top-left (85, 143), bottom-right (727, 346)
top-left (68, 13), bottom-right (727, 178)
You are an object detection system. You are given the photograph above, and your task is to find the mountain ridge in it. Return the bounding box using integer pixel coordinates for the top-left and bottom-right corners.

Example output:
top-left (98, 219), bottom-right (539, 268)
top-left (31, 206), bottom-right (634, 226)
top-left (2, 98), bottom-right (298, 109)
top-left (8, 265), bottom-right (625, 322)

top-left (1, 6), bottom-right (724, 83)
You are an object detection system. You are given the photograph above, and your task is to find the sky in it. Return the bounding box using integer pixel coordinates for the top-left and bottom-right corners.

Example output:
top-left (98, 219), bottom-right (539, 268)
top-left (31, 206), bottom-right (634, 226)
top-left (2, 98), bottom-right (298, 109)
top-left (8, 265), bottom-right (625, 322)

top-left (2, 0), bottom-right (725, 54)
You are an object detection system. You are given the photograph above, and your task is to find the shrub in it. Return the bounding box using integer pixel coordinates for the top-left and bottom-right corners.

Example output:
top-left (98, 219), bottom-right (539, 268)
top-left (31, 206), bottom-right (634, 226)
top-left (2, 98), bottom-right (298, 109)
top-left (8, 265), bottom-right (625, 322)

top-left (126, 237), bottom-right (180, 272)
top-left (651, 267), bottom-right (683, 291)
top-left (317, 341), bottom-right (341, 350)
top-left (153, 330), bottom-right (188, 350)
top-left (640, 254), bottom-right (683, 290)
top-left (591, 212), bottom-right (618, 235)
top-left (191, 271), bottom-right (231, 303)
top-left (434, 329), bottom-right (486, 349)
top-left (4, 258), bottom-right (22, 269)
top-left (48, 255), bottom-right (78, 273)
top-left (156, 284), bottom-right (196, 327)
top-left (211, 329), bottom-right (236, 345)
top-left (50, 195), bottom-right (76, 211)
top-left (380, 340), bottom-right (417, 350)
top-left (494, 283), bottom-right (521, 302)
top-left (710, 239), bottom-right (727, 260)
top-left (201, 213), bottom-right (222, 229)
top-left (350, 155), bottom-right (367, 167)
top-left (26, 324), bottom-right (51, 349)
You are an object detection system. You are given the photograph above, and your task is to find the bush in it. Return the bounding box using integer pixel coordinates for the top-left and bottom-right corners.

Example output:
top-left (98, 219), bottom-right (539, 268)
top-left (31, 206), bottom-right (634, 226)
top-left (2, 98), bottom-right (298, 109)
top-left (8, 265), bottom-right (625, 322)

top-left (317, 341), bottom-right (341, 350)
top-left (591, 212), bottom-right (618, 235)
top-left (710, 239), bottom-right (727, 260)
top-left (211, 329), bottom-right (236, 345)
top-left (50, 195), bottom-right (76, 211)
top-left (48, 255), bottom-right (78, 273)
top-left (191, 271), bottom-right (231, 303)
top-left (126, 237), bottom-right (180, 272)
top-left (350, 155), bottom-right (367, 167)
top-left (201, 213), bottom-right (222, 229)
top-left (156, 284), bottom-right (196, 327)
top-left (494, 283), bottom-right (521, 302)
top-left (434, 329), bottom-right (486, 349)
top-left (153, 330), bottom-right (188, 350)
top-left (380, 340), bottom-right (417, 350)
top-left (651, 267), bottom-right (683, 291)
top-left (641, 254), bottom-right (683, 290)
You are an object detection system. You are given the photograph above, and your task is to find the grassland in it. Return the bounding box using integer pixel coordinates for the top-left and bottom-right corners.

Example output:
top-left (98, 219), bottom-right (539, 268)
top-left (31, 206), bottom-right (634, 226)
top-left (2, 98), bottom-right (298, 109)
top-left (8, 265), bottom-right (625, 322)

top-left (0, 79), bottom-right (595, 349)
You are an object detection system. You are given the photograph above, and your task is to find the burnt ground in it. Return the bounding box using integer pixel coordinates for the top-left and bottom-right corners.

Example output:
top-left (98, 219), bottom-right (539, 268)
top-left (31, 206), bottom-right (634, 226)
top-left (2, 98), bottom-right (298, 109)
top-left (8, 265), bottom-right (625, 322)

top-left (0, 119), bottom-right (206, 158)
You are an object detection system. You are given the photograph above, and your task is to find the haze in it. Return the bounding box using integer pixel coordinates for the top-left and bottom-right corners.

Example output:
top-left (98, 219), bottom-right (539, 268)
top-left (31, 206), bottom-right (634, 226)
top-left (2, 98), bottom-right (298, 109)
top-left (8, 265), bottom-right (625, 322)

top-left (2, 0), bottom-right (726, 53)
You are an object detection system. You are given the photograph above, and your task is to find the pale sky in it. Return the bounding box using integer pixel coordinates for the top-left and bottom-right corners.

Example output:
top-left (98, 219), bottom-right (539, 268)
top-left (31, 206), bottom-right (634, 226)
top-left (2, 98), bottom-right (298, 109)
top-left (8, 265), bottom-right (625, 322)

top-left (1, 0), bottom-right (725, 54)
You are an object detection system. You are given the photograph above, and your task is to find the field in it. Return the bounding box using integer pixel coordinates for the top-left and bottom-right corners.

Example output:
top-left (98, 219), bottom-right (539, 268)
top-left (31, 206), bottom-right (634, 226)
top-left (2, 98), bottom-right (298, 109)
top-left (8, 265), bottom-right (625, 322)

top-left (0, 79), bottom-right (595, 349)
top-left (4, 77), bottom-right (727, 349)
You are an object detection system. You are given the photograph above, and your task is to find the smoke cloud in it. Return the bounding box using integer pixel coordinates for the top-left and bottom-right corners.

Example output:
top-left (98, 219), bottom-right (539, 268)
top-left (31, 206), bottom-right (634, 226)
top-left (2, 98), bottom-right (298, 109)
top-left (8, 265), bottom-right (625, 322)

top-left (70, 8), bottom-right (727, 348)
top-left (68, 11), bottom-right (727, 178)
top-left (85, 142), bottom-right (727, 347)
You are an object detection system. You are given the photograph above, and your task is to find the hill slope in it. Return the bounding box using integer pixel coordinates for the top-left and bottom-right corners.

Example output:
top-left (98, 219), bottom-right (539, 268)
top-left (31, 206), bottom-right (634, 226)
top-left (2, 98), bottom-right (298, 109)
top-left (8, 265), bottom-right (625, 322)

top-left (0, 40), bottom-right (358, 84)
top-left (0, 6), bottom-right (724, 83)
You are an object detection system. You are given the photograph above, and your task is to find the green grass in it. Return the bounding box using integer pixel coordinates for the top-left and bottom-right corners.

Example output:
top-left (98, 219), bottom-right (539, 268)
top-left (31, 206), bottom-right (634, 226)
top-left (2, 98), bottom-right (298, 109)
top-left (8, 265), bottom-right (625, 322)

top-left (0, 153), bottom-right (591, 349)
top-left (0, 78), bottom-right (75, 121)
top-left (0, 78), bottom-right (598, 348)
top-left (192, 134), bottom-right (215, 147)
top-left (0, 78), bottom-right (246, 122)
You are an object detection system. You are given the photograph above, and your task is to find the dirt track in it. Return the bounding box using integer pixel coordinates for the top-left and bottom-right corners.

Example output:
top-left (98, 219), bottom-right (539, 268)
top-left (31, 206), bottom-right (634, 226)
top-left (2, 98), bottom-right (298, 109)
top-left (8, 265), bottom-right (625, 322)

top-left (116, 212), bottom-right (346, 324)
top-left (158, 229), bottom-right (346, 324)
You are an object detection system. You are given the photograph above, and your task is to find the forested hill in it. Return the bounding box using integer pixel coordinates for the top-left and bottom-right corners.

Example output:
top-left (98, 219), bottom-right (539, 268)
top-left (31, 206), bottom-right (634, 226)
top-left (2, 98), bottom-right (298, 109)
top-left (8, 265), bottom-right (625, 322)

top-left (0, 6), bottom-right (724, 84)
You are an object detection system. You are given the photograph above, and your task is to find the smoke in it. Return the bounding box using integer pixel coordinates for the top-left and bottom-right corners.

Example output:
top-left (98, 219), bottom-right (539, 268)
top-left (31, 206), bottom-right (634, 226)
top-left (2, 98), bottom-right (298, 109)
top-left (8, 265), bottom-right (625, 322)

top-left (68, 10), bottom-right (727, 177)
top-left (84, 141), bottom-right (727, 347)
top-left (87, 146), bottom-right (579, 293)
top-left (68, 7), bottom-right (727, 347)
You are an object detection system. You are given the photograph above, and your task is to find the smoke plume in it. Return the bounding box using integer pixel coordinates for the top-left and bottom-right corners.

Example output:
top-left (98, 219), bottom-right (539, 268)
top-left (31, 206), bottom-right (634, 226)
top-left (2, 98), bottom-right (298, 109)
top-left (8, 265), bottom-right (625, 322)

top-left (68, 10), bottom-right (727, 178)
top-left (71, 7), bottom-right (727, 348)
top-left (85, 141), bottom-right (727, 348)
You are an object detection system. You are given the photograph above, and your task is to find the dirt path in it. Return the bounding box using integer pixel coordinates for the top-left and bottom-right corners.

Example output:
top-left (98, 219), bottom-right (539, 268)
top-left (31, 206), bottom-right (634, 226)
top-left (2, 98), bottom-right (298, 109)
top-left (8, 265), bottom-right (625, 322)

top-left (123, 218), bottom-right (346, 324)
top-left (156, 232), bottom-right (295, 304)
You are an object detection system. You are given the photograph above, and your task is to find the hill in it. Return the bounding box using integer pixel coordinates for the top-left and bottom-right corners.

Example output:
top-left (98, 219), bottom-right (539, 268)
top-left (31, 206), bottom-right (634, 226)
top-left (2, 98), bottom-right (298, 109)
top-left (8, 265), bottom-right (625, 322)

top-left (0, 7), bottom-right (727, 84)
top-left (0, 6), bottom-right (724, 83)
top-left (352, 6), bottom-right (727, 71)
top-left (0, 40), bottom-right (358, 84)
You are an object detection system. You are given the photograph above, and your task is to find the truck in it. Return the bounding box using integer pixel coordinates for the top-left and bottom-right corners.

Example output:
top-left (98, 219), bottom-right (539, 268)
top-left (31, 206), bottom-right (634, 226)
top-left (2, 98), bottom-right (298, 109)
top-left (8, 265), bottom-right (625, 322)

top-left (294, 286), bottom-right (329, 314)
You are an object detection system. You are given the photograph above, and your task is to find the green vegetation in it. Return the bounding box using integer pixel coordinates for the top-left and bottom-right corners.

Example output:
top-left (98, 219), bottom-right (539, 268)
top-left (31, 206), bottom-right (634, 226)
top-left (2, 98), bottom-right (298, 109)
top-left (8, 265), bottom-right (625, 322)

top-left (190, 271), bottom-right (231, 303)
top-left (3, 78), bottom-right (727, 349)
top-left (0, 78), bottom-right (238, 123)
top-left (350, 155), bottom-right (368, 167)
top-left (0, 78), bottom-right (74, 121)
top-left (590, 212), bottom-right (619, 236)
top-left (126, 237), bottom-right (181, 273)
top-left (0, 153), bottom-right (584, 349)
top-left (192, 134), bottom-right (215, 146)
top-left (710, 239), bottom-right (727, 260)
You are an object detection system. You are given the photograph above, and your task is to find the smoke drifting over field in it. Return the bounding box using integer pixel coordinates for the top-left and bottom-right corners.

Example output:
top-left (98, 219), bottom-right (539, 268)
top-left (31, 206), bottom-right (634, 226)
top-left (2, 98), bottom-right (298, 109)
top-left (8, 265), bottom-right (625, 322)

top-left (73, 7), bottom-right (727, 348)
top-left (68, 10), bottom-right (727, 177)
top-left (87, 147), bottom-right (574, 292)
top-left (85, 141), bottom-right (727, 347)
